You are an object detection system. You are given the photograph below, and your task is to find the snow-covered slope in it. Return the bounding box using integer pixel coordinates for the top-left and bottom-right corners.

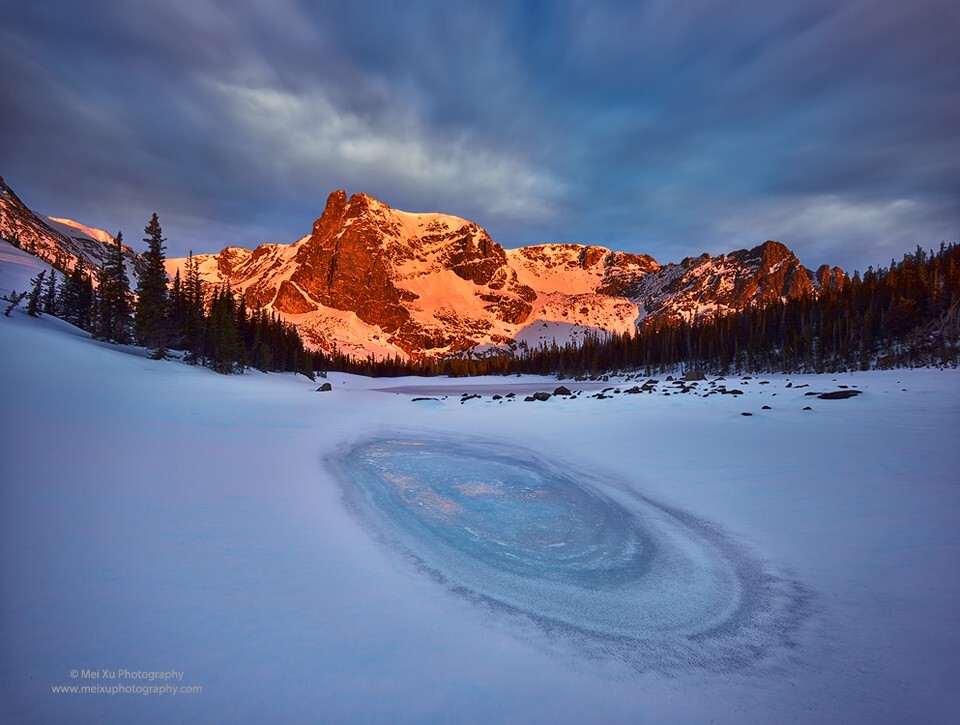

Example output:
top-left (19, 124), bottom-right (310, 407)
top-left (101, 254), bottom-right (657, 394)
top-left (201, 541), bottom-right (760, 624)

top-left (0, 238), bottom-right (55, 298)
top-left (1, 281), bottom-right (958, 722)
top-left (44, 216), bottom-right (116, 246)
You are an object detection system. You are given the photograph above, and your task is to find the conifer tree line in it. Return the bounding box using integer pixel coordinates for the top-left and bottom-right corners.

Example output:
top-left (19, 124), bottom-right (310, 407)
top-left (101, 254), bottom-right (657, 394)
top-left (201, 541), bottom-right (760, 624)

top-left (322, 242), bottom-right (960, 377)
top-left (20, 214), bottom-right (315, 378)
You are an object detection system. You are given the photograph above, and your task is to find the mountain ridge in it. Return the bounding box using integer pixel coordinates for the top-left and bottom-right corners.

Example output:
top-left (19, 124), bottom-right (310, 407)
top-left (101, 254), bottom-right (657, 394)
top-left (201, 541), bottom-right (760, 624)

top-left (0, 177), bottom-right (845, 360)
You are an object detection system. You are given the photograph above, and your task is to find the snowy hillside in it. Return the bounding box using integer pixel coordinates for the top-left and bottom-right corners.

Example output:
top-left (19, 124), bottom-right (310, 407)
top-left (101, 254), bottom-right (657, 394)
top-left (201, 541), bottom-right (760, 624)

top-left (2, 246), bottom-right (959, 721)
top-left (0, 178), bottom-right (144, 283)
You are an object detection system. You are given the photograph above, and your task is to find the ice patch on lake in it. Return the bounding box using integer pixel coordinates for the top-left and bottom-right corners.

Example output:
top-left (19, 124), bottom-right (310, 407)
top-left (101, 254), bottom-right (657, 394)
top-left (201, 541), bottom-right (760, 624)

top-left (329, 435), bottom-right (811, 674)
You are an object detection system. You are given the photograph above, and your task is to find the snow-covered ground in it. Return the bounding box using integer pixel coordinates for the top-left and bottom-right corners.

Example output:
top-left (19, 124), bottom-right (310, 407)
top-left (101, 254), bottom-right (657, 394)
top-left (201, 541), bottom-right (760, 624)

top-left (2, 243), bottom-right (959, 723)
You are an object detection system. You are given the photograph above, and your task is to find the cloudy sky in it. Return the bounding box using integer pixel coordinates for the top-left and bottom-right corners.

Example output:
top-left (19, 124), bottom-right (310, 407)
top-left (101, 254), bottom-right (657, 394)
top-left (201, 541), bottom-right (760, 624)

top-left (1, 0), bottom-right (957, 271)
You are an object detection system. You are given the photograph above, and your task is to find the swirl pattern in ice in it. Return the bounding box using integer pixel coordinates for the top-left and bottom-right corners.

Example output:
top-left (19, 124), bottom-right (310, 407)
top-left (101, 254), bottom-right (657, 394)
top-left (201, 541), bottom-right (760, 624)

top-left (329, 435), bottom-right (810, 673)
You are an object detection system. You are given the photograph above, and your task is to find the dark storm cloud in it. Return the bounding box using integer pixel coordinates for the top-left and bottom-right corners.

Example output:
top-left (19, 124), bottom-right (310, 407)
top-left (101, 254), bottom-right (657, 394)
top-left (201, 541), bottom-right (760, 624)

top-left (1, 0), bottom-right (957, 271)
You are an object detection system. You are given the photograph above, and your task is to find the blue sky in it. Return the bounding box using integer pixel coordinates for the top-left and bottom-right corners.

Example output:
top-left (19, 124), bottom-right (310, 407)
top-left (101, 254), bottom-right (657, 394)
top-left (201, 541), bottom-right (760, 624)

top-left (1, 0), bottom-right (957, 271)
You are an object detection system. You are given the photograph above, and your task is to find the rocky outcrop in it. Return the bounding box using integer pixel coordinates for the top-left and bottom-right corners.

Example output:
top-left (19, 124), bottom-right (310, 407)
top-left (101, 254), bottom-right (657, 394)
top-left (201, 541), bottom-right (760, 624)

top-left (291, 191), bottom-right (412, 334)
top-left (633, 241), bottom-right (818, 325)
top-left (815, 264), bottom-right (848, 292)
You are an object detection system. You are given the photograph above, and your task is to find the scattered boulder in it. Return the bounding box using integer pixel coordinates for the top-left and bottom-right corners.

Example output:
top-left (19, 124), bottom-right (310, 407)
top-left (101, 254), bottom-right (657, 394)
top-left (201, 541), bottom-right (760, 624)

top-left (802, 406), bottom-right (813, 411)
top-left (803, 391), bottom-right (819, 396)
top-left (553, 385), bottom-right (572, 396)
top-left (492, 394), bottom-right (502, 400)
top-left (523, 395), bottom-right (536, 402)
top-left (761, 405), bottom-right (772, 410)
top-left (411, 397), bottom-right (438, 402)
top-left (741, 412), bottom-right (753, 416)
top-left (460, 393), bottom-right (481, 403)
top-left (505, 392), bottom-right (516, 398)
top-left (532, 391), bottom-right (551, 401)
top-left (624, 386), bottom-right (642, 394)
top-left (316, 382), bottom-right (333, 392)
top-left (817, 390), bottom-right (863, 400)
top-left (683, 370), bottom-right (706, 381)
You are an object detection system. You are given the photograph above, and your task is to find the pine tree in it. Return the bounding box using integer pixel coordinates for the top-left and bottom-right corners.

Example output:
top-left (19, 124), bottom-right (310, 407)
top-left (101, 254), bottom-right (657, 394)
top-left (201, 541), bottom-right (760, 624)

top-left (26, 270), bottom-right (46, 317)
top-left (79, 272), bottom-right (96, 331)
top-left (60, 265), bottom-right (84, 327)
top-left (97, 231), bottom-right (132, 343)
top-left (181, 252), bottom-right (204, 363)
top-left (43, 270), bottom-right (58, 315)
top-left (134, 213), bottom-right (170, 358)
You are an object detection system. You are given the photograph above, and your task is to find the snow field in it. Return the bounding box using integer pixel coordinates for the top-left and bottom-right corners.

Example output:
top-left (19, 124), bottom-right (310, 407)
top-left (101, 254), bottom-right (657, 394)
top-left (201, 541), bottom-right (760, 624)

top-left (1, 243), bottom-right (958, 723)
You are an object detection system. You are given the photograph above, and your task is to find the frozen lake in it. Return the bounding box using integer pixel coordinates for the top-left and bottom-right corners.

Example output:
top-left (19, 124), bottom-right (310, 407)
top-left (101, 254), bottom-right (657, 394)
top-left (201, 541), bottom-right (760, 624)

top-left (330, 434), bottom-right (810, 673)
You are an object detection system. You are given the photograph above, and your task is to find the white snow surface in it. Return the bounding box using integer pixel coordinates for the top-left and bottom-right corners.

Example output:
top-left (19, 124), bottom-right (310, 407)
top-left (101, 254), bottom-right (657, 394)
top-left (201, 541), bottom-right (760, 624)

top-left (44, 216), bottom-right (116, 246)
top-left (2, 246), bottom-right (959, 722)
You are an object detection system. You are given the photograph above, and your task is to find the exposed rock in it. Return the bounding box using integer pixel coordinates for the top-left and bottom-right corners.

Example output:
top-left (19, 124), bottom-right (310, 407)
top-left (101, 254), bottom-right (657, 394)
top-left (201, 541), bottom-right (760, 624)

top-left (683, 370), bottom-right (706, 381)
top-left (815, 264), bottom-right (848, 292)
top-left (553, 385), bottom-right (572, 396)
top-left (274, 280), bottom-right (317, 314)
top-left (532, 392), bottom-right (551, 401)
top-left (817, 390), bottom-right (863, 400)
top-left (316, 382), bottom-right (333, 392)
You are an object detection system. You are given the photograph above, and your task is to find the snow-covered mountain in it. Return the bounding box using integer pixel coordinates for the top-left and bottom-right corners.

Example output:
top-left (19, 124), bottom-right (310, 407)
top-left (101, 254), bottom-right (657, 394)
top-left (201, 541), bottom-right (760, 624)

top-left (0, 177), bottom-right (144, 283)
top-left (166, 190), bottom-right (845, 359)
top-left (1, 177), bottom-right (846, 359)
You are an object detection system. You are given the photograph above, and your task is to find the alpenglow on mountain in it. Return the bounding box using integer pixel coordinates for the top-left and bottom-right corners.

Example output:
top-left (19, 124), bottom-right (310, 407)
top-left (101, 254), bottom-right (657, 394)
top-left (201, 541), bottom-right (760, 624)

top-left (0, 178), bottom-right (846, 360)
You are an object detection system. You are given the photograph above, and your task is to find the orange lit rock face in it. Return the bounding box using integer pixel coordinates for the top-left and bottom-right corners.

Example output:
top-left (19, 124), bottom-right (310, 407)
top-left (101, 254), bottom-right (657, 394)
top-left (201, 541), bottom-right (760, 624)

top-left (292, 192), bottom-right (412, 333)
top-left (279, 191), bottom-right (536, 356)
